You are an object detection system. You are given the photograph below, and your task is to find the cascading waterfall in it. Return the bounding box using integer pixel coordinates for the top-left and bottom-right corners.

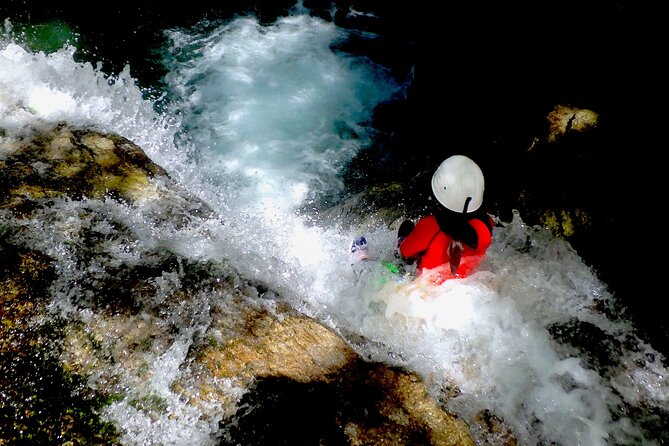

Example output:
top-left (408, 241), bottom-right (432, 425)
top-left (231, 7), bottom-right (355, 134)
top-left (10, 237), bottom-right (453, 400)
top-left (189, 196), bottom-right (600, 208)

top-left (1, 7), bottom-right (667, 446)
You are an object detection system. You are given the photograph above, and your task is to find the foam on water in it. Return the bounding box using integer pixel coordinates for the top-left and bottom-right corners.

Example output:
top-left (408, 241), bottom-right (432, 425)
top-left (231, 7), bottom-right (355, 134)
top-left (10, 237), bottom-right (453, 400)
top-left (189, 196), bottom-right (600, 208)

top-left (2, 10), bottom-right (668, 446)
top-left (342, 216), bottom-right (667, 445)
top-left (162, 13), bottom-right (397, 212)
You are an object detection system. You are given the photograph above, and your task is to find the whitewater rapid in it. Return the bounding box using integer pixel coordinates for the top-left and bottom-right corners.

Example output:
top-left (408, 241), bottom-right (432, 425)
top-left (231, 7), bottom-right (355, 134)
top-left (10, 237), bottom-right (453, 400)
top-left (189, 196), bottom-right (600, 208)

top-left (2, 11), bottom-right (668, 446)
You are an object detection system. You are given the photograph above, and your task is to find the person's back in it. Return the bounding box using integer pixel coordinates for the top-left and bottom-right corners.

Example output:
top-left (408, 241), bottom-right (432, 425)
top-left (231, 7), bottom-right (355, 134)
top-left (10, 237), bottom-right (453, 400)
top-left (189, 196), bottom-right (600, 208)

top-left (398, 154), bottom-right (493, 284)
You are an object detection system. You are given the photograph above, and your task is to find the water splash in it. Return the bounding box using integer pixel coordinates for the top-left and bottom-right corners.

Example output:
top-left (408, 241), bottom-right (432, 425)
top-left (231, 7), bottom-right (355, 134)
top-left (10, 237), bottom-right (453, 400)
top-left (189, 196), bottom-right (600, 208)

top-left (163, 14), bottom-right (398, 212)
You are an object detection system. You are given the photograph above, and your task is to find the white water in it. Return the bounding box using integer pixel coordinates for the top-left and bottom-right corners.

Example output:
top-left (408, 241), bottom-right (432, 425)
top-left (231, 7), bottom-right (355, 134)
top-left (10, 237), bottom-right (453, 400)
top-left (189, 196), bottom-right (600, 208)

top-left (2, 10), bottom-right (668, 446)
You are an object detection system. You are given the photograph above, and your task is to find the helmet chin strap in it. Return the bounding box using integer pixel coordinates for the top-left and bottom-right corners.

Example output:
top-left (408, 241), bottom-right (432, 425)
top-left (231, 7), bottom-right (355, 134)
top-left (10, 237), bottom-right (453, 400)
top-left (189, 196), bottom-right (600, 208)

top-left (462, 196), bottom-right (472, 213)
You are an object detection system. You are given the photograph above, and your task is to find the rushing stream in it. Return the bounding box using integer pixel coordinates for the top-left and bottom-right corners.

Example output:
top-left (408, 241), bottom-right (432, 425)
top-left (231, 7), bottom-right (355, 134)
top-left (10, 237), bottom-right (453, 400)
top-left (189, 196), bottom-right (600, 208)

top-left (1, 3), bottom-right (667, 445)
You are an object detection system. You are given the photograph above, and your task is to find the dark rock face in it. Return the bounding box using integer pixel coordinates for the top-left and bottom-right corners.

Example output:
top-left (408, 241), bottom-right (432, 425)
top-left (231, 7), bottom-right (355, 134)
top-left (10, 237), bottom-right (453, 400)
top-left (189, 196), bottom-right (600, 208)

top-left (218, 362), bottom-right (472, 446)
top-left (1, 124), bottom-right (516, 445)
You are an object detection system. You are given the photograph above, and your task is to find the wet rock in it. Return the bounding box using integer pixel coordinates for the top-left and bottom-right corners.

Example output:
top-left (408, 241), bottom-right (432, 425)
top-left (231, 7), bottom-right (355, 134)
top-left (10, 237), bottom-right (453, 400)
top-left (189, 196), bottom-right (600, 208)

top-left (472, 410), bottom-right (518, 446)
top-left (0, 123), bottom-right (213, 220)
top-left (1, 124), bottom-right (517, 444)
top-left (174, 295), bottom-right (476, 445)
top-left (544, 104), bottom-right (599, 144)
top-left (315, 181), bottom-right (410, 231)
top-left (0, 229), bottom-right (121, 444)
top-left (217, 360), bottom-right (476, 446)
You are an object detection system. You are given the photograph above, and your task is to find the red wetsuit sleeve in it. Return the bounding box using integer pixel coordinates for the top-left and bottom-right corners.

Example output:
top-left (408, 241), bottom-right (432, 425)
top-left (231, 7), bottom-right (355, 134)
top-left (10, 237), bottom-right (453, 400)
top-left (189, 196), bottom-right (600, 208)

top-left (399, 216), bottom-right (440, 259)
top-left (467, 217), bottom-right (492, 254)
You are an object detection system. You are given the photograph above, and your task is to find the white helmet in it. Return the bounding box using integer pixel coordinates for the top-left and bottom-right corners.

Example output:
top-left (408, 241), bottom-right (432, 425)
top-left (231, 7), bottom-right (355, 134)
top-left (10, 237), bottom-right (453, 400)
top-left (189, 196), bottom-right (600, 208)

top-left (431, 155), bottom-right (484, 213)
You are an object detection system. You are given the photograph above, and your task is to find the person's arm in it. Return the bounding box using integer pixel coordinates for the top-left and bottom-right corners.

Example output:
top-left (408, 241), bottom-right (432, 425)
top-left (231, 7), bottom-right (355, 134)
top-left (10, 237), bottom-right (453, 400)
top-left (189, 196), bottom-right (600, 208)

top-left (399, 216), bottom-right (438, 259)
top-left (466, 216), bottom-right (493, 254)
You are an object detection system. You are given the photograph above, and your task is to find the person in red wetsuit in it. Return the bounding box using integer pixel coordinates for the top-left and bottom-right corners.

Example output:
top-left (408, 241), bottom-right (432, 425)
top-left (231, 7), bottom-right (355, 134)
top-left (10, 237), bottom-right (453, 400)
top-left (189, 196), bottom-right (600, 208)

top-left (398, 154), bottom-right (493, 284)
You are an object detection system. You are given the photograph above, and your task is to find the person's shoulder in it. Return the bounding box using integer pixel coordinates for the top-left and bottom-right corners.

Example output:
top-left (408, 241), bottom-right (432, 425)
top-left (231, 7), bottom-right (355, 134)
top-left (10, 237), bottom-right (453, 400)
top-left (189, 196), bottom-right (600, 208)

top-left (417, 214), bottom-right (439, 226)
top-left (468, 208), bottom-right (494, 233)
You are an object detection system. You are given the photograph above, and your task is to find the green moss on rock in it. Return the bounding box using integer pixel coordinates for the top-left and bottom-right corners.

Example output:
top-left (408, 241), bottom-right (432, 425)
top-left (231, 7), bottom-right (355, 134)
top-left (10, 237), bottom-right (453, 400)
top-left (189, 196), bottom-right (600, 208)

top-left (0, 348), bottom-right (121, 445)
